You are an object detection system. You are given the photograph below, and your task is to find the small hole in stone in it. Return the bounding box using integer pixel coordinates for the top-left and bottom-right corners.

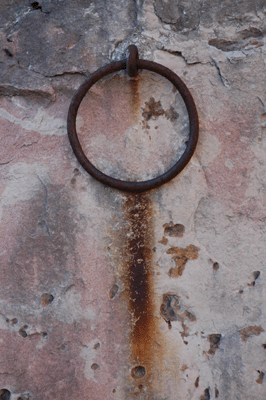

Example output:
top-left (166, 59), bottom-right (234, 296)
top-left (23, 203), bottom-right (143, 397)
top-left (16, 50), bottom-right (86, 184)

top-left (4, 49), bottom-right (13, 57)
top-left (131, 366), bottom-right (146, 379)
top-left (112, 389), bottom-right (116, 393)
top-left (0, 389), bottom-right (11, 400)
top-left (253, 271), bottom-right (260, 280)
top-left (31, 2), bottom-right (42, 10)
top-left (11, 318), bottom-right (18, 325)
top-left (260, 113), bottom-right (266, 120)
top-left (138, 384), bottom-right (144, 390)
top-left (213, 262), bottom-right (219, 271)
top-left (109, 284), bottom-right (119, 299)
top-left (195, 376), bottom-right (199, 388)
top-left (59, 344), bottom-right (66, 351)
top-left (41, 332), bottom-right (48, 337)
top-left (91, 363), bottom-right (100, 371)
top-left (41, 293), bottom-right (54, 307)
top-left (262, 343), bottom-right (266, 349)
top-left (18, 326), bottom-right (28, 338)
top-left (239, 289), bottom-right (244, 294)
top-left (200, 387), bottom-right (210, 400)
top-left (93, 342), bottom-right (100, 350)
top-left (215, 387), bottom-right (219, 397)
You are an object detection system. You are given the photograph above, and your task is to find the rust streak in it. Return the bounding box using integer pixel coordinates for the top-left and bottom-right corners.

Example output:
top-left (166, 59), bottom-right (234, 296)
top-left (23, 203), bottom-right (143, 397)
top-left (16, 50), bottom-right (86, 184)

top-left (124, 194), bottom-right (153, 360)
top-left (123, 193), bottom-right (159, 396)
top-left (129, 76), bottom-right (140, 125)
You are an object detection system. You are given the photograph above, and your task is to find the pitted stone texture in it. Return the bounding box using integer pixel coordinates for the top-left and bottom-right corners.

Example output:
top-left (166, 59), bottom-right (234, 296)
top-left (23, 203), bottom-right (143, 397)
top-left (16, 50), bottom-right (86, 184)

top-left (1, 0), bottom-right (266, 399)
top-left (154, 0), bottom-right (266, 32)
top-left (0, 0), bottom-right (136, 97)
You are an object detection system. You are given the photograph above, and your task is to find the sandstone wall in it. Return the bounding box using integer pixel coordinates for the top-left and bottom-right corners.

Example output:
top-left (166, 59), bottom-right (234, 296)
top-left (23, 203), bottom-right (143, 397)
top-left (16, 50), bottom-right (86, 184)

top-left (1, 1), bottom-right (266, 399)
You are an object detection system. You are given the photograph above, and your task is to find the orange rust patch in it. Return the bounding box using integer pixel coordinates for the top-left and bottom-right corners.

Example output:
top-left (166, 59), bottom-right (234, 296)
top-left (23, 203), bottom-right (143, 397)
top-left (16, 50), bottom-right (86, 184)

top-left (256, 371), bottom-right (265, 384)
top-left (238, 325), bottom-right (264, 342)
top-left (158, 235), bottom-right (168, 245)
top-left (167, 244), bottom-right (200, 277)
top-left (181, 322), bottom-right (190, 340)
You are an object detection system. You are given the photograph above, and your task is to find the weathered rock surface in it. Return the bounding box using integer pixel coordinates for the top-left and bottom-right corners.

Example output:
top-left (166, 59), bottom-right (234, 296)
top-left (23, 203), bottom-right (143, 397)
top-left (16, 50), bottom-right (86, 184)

top-left (1, 0), bottom-right (266, 399)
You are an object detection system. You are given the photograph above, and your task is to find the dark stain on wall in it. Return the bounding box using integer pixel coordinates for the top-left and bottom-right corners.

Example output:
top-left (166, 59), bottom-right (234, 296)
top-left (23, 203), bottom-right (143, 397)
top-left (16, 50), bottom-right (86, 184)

top-left (123, 193), bottom-right (155, 393)
top-left (248, 270), bottom-right (260, 286)
top-left (208, 334), bottom-right (221, 355)
top-left (0, 389), bottom-right (11, 400)
top-left (142, 97), bottom-right (179, 131)
top-left (200, 387), bottom-right (210, 400)
top-left (160, 293), bottom-right (180, 328)
top-left (238, 326), bottom-right (264, 342)
top-left (163, 221), bottom-right (185, 237)
top-left (256, 370), bottom-right (264, 384)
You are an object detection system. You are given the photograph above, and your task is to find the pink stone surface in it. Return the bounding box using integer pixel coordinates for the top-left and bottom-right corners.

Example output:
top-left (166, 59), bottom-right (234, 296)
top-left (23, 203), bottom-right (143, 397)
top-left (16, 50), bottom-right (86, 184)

top-left (1, 1), bottom-right (266, 399)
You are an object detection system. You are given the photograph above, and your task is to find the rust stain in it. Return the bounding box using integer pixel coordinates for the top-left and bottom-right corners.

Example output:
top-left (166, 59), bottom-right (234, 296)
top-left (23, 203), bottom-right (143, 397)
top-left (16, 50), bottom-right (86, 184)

top-left (180, 364), bottom-right (188, 371)
top-left (129, 76), bottom-right (140, 125)
top-left (124, 194), bottom-right (155, 379)
top-left (167, 244), bottom-right (200, 277)
top-left (158, 235), bottom-right (168, 245)
top-left (163, 221), bottom-right (185, 237)
top-left (141, 97), bottom-right (179, 132)
top-left (122, 193), bottom-right (176, 398)
top-left (142, 97), bottom-right (179, 123)
top-left (238, 325), bottom-right (264, 342)
top-left (160, 293), bottom-right (180, 328)
top-left (256, 371), bottom-right (265, 384)
top-left (105, 76), bottom-right (182, 397)
top-left (207, 334), bottom-right (221, 355)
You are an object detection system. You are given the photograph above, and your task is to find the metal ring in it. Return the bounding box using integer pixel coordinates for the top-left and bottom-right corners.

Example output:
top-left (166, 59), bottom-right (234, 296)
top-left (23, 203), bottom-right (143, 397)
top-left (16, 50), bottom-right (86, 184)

top-left (67, 46), bottom-right (199, 193)
top-left (126, 44), bottom-right (139, 77)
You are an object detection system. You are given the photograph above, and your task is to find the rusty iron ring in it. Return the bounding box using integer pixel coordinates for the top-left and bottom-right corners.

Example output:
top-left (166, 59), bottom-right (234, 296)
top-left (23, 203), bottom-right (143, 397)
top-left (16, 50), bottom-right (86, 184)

top-left (67, 46), bottom-right (199, 193)
top-left (126, 44), bottom-right (139, 77)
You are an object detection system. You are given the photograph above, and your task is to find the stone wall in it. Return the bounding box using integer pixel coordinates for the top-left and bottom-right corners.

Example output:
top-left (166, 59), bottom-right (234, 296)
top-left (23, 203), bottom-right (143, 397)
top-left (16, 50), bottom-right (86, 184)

top-left (1, 1), bottom-right (266, 399)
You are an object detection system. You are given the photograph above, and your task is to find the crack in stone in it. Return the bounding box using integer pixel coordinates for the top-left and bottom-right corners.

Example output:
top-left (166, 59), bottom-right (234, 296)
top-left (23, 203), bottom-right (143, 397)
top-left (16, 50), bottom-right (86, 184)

top-left (211, 58), bottom-right (230, 88)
